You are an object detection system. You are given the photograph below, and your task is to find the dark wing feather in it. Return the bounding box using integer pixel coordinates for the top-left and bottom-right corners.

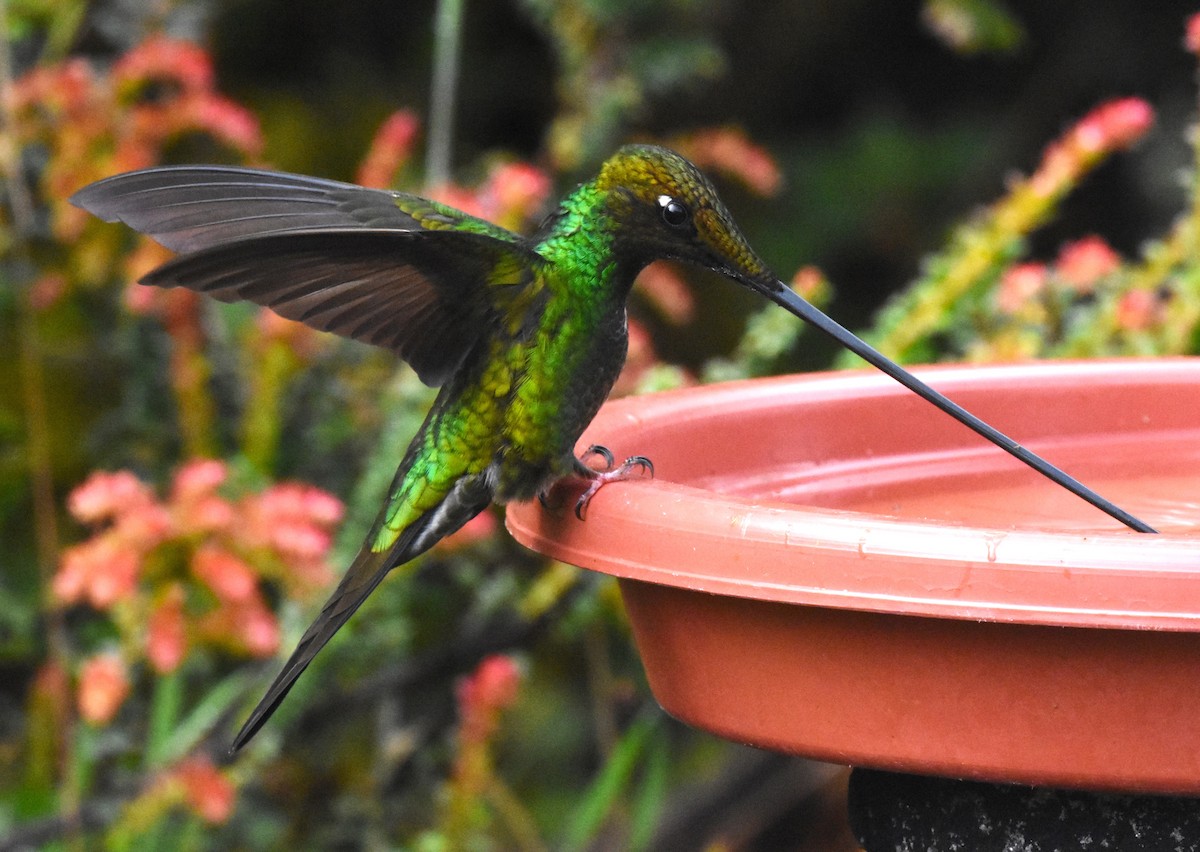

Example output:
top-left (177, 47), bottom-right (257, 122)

top-left (69, 165), bottom-right (520, 254)
top-left (141, 228), bottom-right (543, 387)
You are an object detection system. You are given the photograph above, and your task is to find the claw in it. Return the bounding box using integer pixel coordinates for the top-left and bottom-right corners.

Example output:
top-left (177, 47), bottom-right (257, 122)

top-left (624, 455), bottom-right (654, 477)
top-left (581, 444), bottom-right (616, 472)
top-left (574, 454), bottom-right (656, 520)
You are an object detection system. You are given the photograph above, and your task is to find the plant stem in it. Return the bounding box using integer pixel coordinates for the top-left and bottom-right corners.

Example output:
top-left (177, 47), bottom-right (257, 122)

top-left (0, 0), bottom-right (67, 655)
top-left (426, 0), bottom-right (464, 188)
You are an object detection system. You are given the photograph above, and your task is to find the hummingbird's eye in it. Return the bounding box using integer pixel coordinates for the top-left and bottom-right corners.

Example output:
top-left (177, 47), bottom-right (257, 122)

top-left (657, 195), bottom-right (690, 229)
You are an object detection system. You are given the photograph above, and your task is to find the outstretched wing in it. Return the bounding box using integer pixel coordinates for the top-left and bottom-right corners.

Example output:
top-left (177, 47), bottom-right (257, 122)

top-left (70, 168), bottom-right (546, 387)
top-left (140, 228), bottom-right (540, 386)
top-left (69, 165), bottom-right (521, 253)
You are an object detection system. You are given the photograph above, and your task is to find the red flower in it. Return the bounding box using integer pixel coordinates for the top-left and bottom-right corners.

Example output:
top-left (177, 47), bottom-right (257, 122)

top-left (54, 535), bottom-right (141, 608)
top-left (172, 460), bottom-right (235, 534)
top-left (112, 35), bottom-right (214, 96)
top-left (189, 96), bottom-right (263, 155)
top-left (357, 109), bottom-right (421, 188)
top-left (68, 470), bottom-right (154, 524)
top-left (791, 265), bottom-right (831, 301)
top-left (996, 263), bottom-right (1047, 314)
top-left (1115, 289), bottom-right (1161, 331)
top-left (231, 598), bottom-right (281, 657)
top-left (173, 756), bottom-right (236, 824)
top-left (487, 162), bottom-right (552, 226)
top-left (77, 652), bottom-right (130, 725)
top-left (256, 482), bottom-right (344, 527)
top-left (433, 510), bottom-right (499, 554)
top-left (1056, 236), bottom-right (1120, 291)
top-left (1072, 98), bottom-right (1153, 155)
top-left (637, 262), bottom-right (696, 324)
top-left (171, 459), bottom-right (228, 503)
top-left (1030, 99), bottom-right (1153, 198)
top-left (457, 655), bottom-right (522, 745)
top-left (676, 127), bottom-right (783, 197)
top-left (201, 594), bottom-right (281, 657)
top-left (191, 545), bottom-right (257, 604)
top-left (148, 584), bottom-right (189, 674)
top-left (1186, 12), bottom-right (1200, 55)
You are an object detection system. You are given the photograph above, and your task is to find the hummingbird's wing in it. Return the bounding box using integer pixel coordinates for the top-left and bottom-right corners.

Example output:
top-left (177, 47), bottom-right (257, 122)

top-left (136, 227), bottom-right (543, 386)
top-left (69, 165), bottom-right (522, 253)
top-left (71, 167), bottom-right (548, 387)
top-left (230, 469), bottom-right (494, 751)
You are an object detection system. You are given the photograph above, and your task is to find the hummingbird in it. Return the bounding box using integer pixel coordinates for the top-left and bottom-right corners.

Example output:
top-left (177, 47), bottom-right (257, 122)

top-left (70, 144), bottom-right (1154, 750)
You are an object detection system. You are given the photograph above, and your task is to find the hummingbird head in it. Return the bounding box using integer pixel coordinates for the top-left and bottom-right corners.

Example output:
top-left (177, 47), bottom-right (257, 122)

top-left (597, 144), bottom-right (778, 294)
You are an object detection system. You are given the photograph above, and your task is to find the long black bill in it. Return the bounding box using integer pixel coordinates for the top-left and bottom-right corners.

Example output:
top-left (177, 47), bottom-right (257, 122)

top-left (757, 281), bottom-right (1156, 534)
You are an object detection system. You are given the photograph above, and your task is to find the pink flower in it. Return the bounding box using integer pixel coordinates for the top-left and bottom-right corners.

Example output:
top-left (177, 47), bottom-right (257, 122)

top-left (172, 459), bottom-right (228, 503)
top-left (248, 483), bottom-right (342, 559)
top-left (190, 96), bottom-right (263, 156)
top-left (112, 35), bottom-right (214, 95)
top-left (119, 503), bottom-right (175, 548)
top-left (191, 545), bottom-right (258, 604)
top-left (637, 262), bottom-right (696, 324)
top-left (198, 594), bottom-right (280, 657)
top-left (457, 655), bottom-right (522, 745)
top-left (1056, 236), bottom-right (1120, 291)
top-left (147, 584), bottom-right (188, 674)
top-left (68, 470), bottom-right (154, 524)
top-left (256, 482), bottom-right (344, 527)
top-left (172, 460), bottom-right (235, 533)
top-left (173, 756), bottom-right (236, 824)
top-left (225, 597), bottom-right (281, 657)
top-left (54, 536), bottom-right (141, 608)
top-left (10, 58), bottom-right (95, 116)
top-left (790, 265), bottom-right (831, 301)
top-left (1073, 98), bottom-right (1153, 155)
top-left (1029, 99), bottom-right (1154, 198)
top-left (996, 263), bottom-right (1048, 314)
top-left (1115, 289), bottom-right (1160, 330)
top-left (676, 127), bottom-right (783, 197)
top-left (487, 162), bottom-right (552, 226)
top-left (183, 496), bottom-right (236, 534)
top-left (77, 652), bottom-right (130, 725)
top-left (1186, 13), bottom-right (1200, 55)
top-left (357, 109), bottom-right (421, 188)
top-left (434, 510), bottom-right (498, 554)
top-left (269, 521), bottom-right (333, 560)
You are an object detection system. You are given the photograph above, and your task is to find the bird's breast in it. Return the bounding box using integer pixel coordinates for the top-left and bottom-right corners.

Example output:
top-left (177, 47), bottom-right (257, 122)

top-left (491, 294), bottom-right (629, 500)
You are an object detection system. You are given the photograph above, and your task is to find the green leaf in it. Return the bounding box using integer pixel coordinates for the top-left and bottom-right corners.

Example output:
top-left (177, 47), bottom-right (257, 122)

top-left (629, 730), bottom-right (670, 851)
top-left (149, 670), bottom-right (253, 767)
top-left (143, 669), bottom-right (184, 770)
top-left (561, 712), bottom-right (658, 851)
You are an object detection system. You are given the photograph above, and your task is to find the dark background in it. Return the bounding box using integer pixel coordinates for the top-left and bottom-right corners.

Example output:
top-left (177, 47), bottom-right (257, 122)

top-left (194, 0), bottom-right (1200, 335)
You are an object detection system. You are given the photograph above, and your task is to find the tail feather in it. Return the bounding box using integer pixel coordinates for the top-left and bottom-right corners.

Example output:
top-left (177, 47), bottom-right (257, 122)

top-left (230, 537), bottom-right (396, 751)
top-left (230, 472), bottom-right (493, 751)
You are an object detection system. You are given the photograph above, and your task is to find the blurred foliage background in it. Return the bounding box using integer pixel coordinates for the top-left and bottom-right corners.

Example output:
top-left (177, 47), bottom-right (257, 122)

top-left (5, 0), bottom-right (1200, 848)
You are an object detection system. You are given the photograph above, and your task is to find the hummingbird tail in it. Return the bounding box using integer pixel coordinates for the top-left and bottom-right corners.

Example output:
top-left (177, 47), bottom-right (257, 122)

top-left (230, 473), bottom-right (494, 751)
top-left (229, 540), bottom-right (393, 752)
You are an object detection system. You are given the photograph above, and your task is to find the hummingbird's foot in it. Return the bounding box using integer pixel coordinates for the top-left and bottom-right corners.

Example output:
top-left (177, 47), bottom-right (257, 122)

top-left (573, 452), bottom-right (654, 520)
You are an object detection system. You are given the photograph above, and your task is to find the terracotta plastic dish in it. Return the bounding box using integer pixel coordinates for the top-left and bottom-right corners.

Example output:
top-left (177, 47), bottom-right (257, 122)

top-left (505, 358), bottom-right (1200, 794)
